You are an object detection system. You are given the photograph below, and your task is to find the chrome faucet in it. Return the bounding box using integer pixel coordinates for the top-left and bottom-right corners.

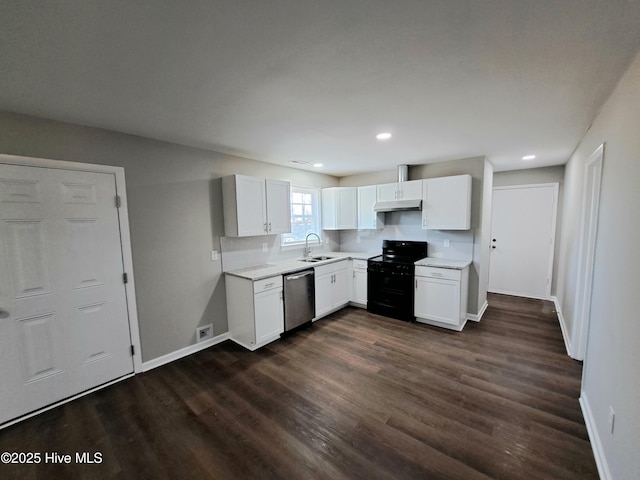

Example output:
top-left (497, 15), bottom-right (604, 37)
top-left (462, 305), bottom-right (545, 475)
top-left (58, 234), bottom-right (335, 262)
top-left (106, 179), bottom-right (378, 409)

top-left (304, 232), bottom-right (321, 258)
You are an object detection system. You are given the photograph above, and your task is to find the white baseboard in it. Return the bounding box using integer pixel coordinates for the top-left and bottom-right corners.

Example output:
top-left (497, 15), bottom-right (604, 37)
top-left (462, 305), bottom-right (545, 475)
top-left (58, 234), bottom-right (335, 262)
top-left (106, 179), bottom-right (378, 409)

top-left (550, 296), bottom-right (573, 358)
top-left (142, 332), bottom-right (231, 372)
top-left (580, 392), bottom-right (612, 480)
top-left (467, 300), bottom-right (488, 322)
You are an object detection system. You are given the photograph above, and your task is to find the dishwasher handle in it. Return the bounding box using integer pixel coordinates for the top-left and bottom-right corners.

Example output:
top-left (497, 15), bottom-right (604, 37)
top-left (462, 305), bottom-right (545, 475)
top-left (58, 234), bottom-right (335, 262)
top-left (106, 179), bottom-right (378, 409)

top-left (285, 270), bottom-right (315, 281)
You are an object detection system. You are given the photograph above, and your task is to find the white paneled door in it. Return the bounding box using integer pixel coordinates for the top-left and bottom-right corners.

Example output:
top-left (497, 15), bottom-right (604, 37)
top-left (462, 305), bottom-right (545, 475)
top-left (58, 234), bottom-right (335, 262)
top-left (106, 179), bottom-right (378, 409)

top-left (0, 164), bottom-right (133, 424)
top-left (489, 184), bottom-right (559, 299)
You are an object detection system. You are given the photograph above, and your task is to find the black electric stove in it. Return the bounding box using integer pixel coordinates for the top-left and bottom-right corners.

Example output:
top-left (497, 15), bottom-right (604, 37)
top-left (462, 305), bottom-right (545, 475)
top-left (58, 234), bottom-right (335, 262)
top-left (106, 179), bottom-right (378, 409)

top-left (367, 240), bottom-right (428, 321)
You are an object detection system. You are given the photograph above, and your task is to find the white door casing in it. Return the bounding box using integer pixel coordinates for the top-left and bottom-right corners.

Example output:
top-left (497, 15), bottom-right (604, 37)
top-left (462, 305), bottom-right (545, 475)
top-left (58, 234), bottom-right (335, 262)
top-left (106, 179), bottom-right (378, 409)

top-left (489, 183), bottom-right (559, 299)
top-left (573, 144), bottom-right (604, 361)
top-left (0, 154), bottom-right (141, 427)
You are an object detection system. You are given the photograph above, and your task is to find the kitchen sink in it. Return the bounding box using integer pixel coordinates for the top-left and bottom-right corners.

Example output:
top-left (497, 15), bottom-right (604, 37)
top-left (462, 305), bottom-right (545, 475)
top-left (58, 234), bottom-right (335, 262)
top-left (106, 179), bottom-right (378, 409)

top-left (298, 255), bottom-right (335, 263)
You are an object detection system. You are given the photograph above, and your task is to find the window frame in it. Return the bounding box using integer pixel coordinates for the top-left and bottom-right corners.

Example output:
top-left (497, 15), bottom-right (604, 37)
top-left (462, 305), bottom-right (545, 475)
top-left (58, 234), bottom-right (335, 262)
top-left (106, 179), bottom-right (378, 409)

top-left (281, 185), bottom-right (322, 248)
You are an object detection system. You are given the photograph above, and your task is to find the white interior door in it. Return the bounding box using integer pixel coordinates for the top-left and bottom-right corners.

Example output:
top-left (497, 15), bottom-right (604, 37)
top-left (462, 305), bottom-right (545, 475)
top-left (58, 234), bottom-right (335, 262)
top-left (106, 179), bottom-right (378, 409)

top-left (489, 184), bottom-right (558, 299)
top-left (0, 164), bottom-right (134, 424)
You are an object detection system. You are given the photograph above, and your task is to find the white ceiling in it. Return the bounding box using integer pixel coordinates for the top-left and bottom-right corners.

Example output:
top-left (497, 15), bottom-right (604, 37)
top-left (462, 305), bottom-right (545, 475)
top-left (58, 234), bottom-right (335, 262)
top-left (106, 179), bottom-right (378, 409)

top-left (1, 1), bottom-right (640, 175)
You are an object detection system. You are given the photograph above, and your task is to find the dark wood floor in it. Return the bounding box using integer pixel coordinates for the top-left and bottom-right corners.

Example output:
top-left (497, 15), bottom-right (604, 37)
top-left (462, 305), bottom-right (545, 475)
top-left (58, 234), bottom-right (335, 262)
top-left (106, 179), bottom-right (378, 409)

top-left (0, 294), bottom-right (598, 479)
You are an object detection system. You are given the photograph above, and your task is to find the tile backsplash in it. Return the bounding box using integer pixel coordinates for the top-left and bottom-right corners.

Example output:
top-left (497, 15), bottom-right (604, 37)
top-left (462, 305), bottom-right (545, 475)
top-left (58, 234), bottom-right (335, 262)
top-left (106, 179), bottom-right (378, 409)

top-left (221, 211), bottom-right (473, 272)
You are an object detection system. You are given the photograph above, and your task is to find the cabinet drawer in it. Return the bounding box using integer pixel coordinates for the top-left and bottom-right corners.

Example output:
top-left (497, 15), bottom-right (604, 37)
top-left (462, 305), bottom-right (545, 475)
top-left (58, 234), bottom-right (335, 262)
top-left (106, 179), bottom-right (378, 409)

top-left (314, 260), bottom-right (347, 277)
top-left (352, 259), bottom-right (367, 270)
top-left (415, 266), bottom-right (461, 281)
top-left (253, 275), bottom-right (283, 293)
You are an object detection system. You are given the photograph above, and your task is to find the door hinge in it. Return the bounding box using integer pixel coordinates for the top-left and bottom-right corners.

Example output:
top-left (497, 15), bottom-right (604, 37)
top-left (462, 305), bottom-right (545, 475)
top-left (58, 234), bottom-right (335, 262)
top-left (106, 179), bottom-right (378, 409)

top-left (123, 272), bottom-right (128, 284)
top-left (130, 345), bottom-right (135, 356)
top-left (115, 195), bottom-right (122, 208)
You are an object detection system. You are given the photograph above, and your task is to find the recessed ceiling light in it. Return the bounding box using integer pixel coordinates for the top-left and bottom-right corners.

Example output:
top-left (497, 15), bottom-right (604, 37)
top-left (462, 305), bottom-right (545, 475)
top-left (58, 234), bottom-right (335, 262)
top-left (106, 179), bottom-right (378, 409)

top-left (376, 132), bottom-right (392, 140)
top-left (313, 163), bottom-right (323, 168)
top-left (522, 155), bottom-right (536, 161)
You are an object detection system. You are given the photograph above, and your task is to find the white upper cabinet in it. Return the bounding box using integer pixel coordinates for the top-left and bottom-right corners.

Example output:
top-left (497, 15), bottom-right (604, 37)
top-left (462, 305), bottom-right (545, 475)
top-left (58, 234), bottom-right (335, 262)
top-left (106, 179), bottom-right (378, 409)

top-left (265, 179), bottom-right (292, 234)
top-left (377, 179), bottom-right (423, 202)
top-left (422, 174), bottom-right (472, 230)
top-left (357, 185), bottom-right (383, 230)
top-left (222, 175), bottom-right (291, 237)
top-left (322, 187), bottom-right (357, 230)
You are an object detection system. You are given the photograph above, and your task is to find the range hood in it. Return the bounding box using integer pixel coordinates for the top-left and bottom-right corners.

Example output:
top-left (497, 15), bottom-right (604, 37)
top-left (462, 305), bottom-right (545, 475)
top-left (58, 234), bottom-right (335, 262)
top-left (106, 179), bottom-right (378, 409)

top-left (373, 165), bottom-right (423, 212)
top-left (374, 199), bottom-right (422, 212)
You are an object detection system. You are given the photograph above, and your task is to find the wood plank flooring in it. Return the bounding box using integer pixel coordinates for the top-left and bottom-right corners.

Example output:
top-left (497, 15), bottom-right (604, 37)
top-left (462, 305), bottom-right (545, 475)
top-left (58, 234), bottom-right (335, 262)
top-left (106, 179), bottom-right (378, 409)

top-left (0, 294), bottom-right (598, 479)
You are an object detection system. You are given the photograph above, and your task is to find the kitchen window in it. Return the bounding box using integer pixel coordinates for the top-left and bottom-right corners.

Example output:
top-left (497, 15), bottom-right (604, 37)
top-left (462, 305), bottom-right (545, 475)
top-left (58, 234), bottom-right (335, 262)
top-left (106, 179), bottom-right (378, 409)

top-left (281, 186), bottom-right (322, 246)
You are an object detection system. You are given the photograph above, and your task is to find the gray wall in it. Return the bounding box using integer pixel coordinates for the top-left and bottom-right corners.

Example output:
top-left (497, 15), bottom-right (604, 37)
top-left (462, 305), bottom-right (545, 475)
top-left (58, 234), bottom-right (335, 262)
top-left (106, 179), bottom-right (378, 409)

top-left (0, 112), bottom-right (338, 362)
top-left (493, 165), bottom-right (565, 295)
top-left (556, 51), bottom-right (640, 479)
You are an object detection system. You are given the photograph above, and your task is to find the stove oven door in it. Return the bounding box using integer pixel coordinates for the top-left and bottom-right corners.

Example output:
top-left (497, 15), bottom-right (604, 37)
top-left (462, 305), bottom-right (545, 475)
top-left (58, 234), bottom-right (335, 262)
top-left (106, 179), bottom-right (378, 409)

top-left (367, 269), bottom-right (415, 321)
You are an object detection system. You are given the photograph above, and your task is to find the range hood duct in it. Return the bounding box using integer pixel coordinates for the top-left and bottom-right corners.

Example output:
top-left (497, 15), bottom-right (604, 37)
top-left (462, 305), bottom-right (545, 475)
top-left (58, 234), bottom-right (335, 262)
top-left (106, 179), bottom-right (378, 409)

top-left (373, 165), bottom-right (422, 212)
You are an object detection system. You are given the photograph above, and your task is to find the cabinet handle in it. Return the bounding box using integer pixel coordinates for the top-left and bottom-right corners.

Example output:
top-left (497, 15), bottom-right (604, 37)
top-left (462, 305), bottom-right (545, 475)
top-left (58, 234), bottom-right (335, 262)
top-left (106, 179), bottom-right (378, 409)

top-left (264, 282), bottom-right (275, 288)
top-left (264, 222), bottom-right (268, 233)
top-left (415, 279), bottom-right (417, 289)
top-left (268, 222), bottom-right (272, 232)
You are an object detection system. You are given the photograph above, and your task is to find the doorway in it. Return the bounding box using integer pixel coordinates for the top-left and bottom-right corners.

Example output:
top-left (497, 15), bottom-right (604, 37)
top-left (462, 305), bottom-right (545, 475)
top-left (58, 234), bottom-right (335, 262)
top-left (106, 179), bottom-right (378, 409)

top-left (489, 183), bottom-right (559, 299)
top-left (572, 144), bottom-right (604, 360)
top-left (0, 155), bottom-right (141, 426)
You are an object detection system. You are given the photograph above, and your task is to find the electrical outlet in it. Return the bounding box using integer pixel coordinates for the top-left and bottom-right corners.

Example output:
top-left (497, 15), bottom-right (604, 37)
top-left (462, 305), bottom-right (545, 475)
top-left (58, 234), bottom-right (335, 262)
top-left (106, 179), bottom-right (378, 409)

top-left (262, 243), bottom-right (268, 253)
top-left (444, 239), bottom-right (450, 248)
top-left (356, 235), bottom-right (361, 244)
top-left (211, 250), bottom-right (218, 261)
top-left (608, 406), bottom-right (615, 434)
top-left (196, 324), bottom-right (213, 343)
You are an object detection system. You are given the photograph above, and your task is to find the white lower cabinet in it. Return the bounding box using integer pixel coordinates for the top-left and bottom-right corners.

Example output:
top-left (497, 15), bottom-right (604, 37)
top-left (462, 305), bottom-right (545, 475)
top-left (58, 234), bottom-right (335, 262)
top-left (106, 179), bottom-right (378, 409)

top-left (350, 259), bottom-right (367, 307)
top-left (314, 260), bottom-right (349, 319)
top-left (414, 265), bottom-right (469, 330)
top-left (226, 274), bottom-right (284, 350)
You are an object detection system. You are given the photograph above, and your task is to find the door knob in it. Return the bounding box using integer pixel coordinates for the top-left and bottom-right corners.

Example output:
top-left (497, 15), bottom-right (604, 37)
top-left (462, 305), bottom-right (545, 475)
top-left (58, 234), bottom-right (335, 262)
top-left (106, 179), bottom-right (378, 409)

top-left (0, 309), bottom-right (10, 319)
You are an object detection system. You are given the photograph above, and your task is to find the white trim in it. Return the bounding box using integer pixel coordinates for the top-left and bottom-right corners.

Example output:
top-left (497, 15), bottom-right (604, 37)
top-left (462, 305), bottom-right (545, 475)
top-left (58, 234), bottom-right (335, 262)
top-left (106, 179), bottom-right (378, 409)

top-left (142, 332), bottom-right (231, 372)
top-left (487, 288), bottom-right (550, 301)
top-left (580, 391), bottom-right (612, 480)
top-left (466, 300), bottom-right (488, 322)
top-left (1, 373), bottom-right (134, 430)
top-left (550, 296), bottom-right (573, 358)
top-left (0, 153), bottom-right (143, 373)
top-left (572, 144), bottom-right (604, 361)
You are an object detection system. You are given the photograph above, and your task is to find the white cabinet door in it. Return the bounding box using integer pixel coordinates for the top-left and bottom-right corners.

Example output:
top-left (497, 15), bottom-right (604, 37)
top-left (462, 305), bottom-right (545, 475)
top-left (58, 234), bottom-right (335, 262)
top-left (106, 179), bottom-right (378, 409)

top-left (422, 175), bottom-right (472, 230)
top-left (333, 268), bottom-right (349, 307)
top-left (399, 180), bottom-right (423, 200)
top-left (415, 277), bottom-right (460, 325)
top-left (314, 273), bottom-right (334, 318)
top-left (357, 185), bottom-right (383, 230)
top-left (254, 287), bottom-right (284, 344)
top-left (321, 187), bottom-right (357, 230)
top-left (265, 179), bottom-right (291, 234)
top-left (352, 268), bottom-right (367, 305)
top-left (235, 175), bottom-right (268, 236)
top-left (377, 183), bottom-right (398, 202)
top-left (336, 188), bottom-right (357, 229)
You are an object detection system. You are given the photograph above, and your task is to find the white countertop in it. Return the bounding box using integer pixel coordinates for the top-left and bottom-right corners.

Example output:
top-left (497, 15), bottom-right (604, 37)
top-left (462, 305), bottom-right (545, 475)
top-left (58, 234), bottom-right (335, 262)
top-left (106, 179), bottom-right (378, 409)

top-left (225, 251), bottom-right (379, 281)
top-left (415, 257), bottom-right (471, 270)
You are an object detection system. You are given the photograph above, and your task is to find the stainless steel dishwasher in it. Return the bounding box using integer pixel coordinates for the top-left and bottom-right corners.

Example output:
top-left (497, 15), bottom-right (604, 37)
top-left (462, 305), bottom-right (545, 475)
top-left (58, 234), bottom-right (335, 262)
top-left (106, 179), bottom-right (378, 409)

top-left (283, 269), bottom-right (315, 332)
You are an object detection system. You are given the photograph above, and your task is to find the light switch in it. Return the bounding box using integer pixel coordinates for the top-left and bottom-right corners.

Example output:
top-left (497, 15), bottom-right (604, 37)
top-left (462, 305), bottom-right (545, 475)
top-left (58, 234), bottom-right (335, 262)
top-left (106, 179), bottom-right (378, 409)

top-left (211, 250), bottom-right (218, 261)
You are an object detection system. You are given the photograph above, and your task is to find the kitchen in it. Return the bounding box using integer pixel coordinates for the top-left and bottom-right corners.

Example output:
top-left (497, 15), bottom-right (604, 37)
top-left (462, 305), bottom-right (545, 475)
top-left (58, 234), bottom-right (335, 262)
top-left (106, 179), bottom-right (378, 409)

top-left (1, 1), bottom-right (640, 478)
top-left (223, 165), bottom-right (477, 351)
